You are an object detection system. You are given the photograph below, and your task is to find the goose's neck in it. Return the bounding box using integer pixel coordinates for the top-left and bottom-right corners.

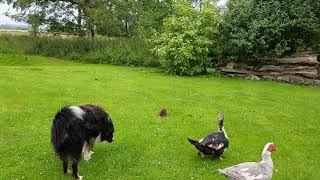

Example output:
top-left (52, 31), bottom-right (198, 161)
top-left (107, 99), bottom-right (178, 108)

top-left (219, 126), bottom-right (228, 139)
top-left (217, 115), bottom-right (228, 139)
top-left (262, 147), bottom-right (273, 167)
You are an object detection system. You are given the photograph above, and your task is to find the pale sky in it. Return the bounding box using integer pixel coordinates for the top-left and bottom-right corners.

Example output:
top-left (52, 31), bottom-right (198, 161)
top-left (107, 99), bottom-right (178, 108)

top-left (0, 0), bottom-right (227, 25)
top-left (217, 0), bottom-right (227, 7)
top-left (0, 3), bottom-right (25, 25)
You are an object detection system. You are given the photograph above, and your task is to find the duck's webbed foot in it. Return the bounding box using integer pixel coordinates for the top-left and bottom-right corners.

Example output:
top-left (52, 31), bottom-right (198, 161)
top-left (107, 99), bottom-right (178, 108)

top-left (197, 151), bottom-right (205, 158)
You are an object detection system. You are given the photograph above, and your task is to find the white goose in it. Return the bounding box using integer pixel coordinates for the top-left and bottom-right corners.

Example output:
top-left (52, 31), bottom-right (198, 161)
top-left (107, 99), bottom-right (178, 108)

top-left (218, 143), bottom-right (277, 180)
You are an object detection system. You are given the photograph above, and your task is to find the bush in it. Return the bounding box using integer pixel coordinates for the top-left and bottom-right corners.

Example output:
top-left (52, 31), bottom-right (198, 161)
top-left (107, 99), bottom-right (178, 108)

top-left (0, 35), bottom-right (34, 54)
top-left (0, 34), bottom-right (159, 67)
top-left (151, 1), bottom-right (221, 75)
top-left (220, 0), bottom-right (320, 62)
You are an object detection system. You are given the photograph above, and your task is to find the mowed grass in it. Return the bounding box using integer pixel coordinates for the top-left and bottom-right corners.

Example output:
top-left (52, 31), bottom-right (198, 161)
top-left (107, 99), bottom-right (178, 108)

top-left (0, 54), bottom-right (319, 180)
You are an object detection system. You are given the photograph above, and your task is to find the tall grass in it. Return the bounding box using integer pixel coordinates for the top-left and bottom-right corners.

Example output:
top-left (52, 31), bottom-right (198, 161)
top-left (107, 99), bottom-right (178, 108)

top-left (0, 35), bottom-right (35, 54)
top-left (0, 35), bottom-right (159, 67)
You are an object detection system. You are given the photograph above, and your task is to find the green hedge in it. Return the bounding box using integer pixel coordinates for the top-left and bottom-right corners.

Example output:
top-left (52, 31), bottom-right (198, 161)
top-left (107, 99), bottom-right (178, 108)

top-left (0, 35), bottom-right (159, 67)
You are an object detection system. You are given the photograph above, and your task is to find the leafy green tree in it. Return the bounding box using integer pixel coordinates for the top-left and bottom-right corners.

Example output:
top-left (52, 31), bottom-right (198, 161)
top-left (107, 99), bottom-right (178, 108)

top-left (1, 0), bottom-right (175, 37)
top-left (1, 0), bottom-right (112, 38)
top-left (134, 0), bottom-right (173, 37)
top-left (152, 0), bottom-right (221, 75)
top-left (220, 0), bottom-right (320, 62)
top-left (28, 13), bottom-right (45, 35)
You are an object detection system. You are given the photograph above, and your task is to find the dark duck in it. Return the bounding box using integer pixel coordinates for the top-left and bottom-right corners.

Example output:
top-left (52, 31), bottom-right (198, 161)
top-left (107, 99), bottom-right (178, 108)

top-left (188, 113), bottom-right (229, 159)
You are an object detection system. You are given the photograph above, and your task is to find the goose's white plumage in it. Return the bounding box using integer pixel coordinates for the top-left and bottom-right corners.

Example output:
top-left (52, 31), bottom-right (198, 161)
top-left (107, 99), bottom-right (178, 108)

top-left (218, 143), bottom-right (277, 180)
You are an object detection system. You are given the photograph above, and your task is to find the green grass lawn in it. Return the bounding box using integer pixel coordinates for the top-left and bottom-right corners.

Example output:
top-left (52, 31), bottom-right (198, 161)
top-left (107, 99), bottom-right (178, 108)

top-left (0, 54), bottom-right (81, 66)
top-left (0, 54), bottom-right (319, 179)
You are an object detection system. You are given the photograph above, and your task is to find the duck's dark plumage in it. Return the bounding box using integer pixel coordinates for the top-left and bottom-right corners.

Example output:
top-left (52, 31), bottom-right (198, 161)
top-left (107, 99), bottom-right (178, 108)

top-left (187, 113), bottom-right (229, 158)
top-left (187, 138), bottom-right (214, 155)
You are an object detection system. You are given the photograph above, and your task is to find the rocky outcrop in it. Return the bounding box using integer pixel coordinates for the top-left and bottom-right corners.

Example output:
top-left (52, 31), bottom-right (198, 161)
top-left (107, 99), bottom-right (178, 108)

top-left (271, 52), bottom-right (319, 65)
top-left (221, 52), bottom-right (319, 86)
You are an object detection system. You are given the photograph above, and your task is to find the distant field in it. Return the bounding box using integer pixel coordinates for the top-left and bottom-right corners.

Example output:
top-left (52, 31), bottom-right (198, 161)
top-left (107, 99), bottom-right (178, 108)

top-left (0, 29), bottom-right (30, 36)
top-left (0, 53), bottom-right (319, 179)
top-left (0, 29), bottom-right (78, 39)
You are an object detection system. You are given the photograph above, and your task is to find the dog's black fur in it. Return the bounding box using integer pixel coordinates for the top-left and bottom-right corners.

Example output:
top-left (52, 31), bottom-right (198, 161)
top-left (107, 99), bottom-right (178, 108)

top-left (51, 104), bottom-right (114, 179)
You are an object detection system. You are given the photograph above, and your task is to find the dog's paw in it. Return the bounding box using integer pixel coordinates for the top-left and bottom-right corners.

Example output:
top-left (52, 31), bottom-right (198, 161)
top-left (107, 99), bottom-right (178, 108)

top-left (83, 154), bottom-right (91, 161)
top-left (197, 151), bottom-right (205, 158)
top-left (83, 149), bottom-right (93, 161)
top-left (76, 175), bottom-right (83, 180)
top-left (83, 151), bottom-right (92, 161)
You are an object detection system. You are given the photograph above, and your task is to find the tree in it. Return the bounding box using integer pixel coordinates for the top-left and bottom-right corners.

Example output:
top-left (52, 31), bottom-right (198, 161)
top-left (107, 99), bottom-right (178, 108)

top-left (1, 0), bottom-right (175, 37)
top-left (134, 0), bottom-right (173, 37)
top-left (1, 0), bottom-right (113, 38)
top-left (220, 0), bottom-right (320, 62)
top-left (152, 0), bottom-right (221, 75)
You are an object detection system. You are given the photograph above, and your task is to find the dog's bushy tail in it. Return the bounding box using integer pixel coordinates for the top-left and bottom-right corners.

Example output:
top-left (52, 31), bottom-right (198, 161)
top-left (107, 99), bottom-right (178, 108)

top-left (51, 107), bottom-right (70, 154)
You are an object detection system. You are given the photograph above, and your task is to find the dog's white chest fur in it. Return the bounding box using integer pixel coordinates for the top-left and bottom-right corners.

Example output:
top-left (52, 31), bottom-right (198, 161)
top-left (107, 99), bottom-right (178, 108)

top-left (82, 134), bottom-right (102, 161)
top-left (94, 134), bottom-right (101, 144)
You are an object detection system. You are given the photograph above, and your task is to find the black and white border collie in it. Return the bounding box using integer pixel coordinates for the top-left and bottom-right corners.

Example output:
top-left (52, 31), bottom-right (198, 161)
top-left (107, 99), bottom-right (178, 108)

top-left (51, 104), bottom-right (114, 179)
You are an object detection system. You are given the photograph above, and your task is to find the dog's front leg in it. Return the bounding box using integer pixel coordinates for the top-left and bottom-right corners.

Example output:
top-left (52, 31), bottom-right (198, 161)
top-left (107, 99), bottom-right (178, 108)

top-left (82, 141), bottom-right (93, 161)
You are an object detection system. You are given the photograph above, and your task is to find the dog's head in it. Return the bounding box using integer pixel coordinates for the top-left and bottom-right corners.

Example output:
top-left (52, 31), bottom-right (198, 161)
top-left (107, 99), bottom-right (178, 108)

top-left (101, 116), bottom-right (114, 143)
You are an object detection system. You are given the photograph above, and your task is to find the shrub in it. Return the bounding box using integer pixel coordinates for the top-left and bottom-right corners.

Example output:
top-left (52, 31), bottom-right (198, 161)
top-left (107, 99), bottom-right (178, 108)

top-left (0, 34), bottom-right (159, 67)
top-left (151, 1), bottom-right (221, 75)
top-left (0, 35), bottom-right (34, 54)
top-left (220, 0), bottom-right (320, 62)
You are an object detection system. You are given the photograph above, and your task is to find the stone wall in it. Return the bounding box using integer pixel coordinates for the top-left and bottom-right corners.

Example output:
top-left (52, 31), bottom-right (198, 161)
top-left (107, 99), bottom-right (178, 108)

top-left (220, 52), bottom-right (320, 86)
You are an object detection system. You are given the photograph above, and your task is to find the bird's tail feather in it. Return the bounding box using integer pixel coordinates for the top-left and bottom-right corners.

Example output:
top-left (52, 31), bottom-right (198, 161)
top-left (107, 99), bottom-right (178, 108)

top-left (187, 138), bottom-right (215, 155)
top-left (187, 138), bottom-right (206, 151)
top-left (217, 169), bottom-right (224, 174)
top-left (187, 138), bottom-right (199, 145)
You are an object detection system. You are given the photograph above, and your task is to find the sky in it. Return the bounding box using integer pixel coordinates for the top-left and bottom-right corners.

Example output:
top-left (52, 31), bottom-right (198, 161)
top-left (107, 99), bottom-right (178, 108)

top-left (217, 0), bottom-right (227, 7)
top-left (0, 3), bottom-right (26, 25)
top-left (0, 0), bottom-right (227, 25)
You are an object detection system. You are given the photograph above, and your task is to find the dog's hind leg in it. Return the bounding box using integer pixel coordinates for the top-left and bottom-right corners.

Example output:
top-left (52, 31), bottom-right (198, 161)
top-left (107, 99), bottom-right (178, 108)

top-left (62, 156), bottom-right (68, 175)
top-left (72, 155), bottom-right (82, 180)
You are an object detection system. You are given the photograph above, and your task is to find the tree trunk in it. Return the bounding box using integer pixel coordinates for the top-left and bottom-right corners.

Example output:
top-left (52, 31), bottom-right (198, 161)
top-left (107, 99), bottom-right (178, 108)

top-left (77, 8), bottom-right (84, 37)
top-left (31, 25), bottom-right (39, 36)
top-left (202, 66), bottom-right (207, 74)
top-left (90, 25), bottom-right (95, 38)
top-left (125, 16), bottom-right (129, 36)
top-left (80, 1), bottom-right (95, 38)
top-left (125, 0), bottom-right (130, 36)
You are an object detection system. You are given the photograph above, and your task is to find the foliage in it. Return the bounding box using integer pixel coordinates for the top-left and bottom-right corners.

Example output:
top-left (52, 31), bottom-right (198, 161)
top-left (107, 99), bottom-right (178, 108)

top-left (220, 0), bottom-right (320, 62)
top-left (1, 0), bottom-right (113, 37)
top-left (151, 0), bottom-right (221, 75)
top-left (0, 35), bottom-right (159, 67)
top-left (1, 0), bottom-right (173, 37)
top-left (0, 35), bottom-right (34, 54)
top-left (134, 0), bottom-right (173, 38)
